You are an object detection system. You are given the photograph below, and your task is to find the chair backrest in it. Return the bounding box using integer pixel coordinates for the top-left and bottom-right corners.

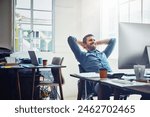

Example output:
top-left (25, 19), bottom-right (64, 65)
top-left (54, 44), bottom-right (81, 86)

top-left (51, 57), bottom-right (64, 84)
top-left (0, 47), bottom-right (12, 62)
top-left (78, 64), bottom-right (97, 96)
top-left (78, 64), bottom-right (86, 73)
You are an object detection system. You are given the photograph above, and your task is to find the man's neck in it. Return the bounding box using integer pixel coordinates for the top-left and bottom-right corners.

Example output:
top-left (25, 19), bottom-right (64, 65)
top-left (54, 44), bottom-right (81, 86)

top-left (88, 49), bottom-right (97, 52)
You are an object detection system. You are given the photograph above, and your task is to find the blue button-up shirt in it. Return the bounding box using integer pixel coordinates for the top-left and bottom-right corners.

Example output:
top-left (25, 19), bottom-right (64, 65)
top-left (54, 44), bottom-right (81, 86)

top-left (68, 36), bottom-right (112, 72)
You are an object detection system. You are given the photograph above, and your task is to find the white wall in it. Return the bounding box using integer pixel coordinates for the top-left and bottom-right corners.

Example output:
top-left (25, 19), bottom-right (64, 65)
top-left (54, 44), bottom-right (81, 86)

top-left (55, 0), bottom-right (81, 53)
top-left (81, 0), bottom-right (100, 39)
top-left (0, 0), bottom-right (13, 49)
top-left (54, 0), bottom-right (81, 99)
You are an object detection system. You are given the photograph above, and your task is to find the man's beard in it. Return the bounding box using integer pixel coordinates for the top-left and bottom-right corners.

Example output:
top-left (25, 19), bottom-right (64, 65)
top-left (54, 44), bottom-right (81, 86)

top-left (87, 45), bottom-right (96, 51)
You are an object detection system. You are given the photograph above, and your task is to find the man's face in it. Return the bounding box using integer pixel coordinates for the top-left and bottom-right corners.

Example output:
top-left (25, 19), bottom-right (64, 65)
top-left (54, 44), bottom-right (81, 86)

top-left (84, 36), bottom-right (96, 51)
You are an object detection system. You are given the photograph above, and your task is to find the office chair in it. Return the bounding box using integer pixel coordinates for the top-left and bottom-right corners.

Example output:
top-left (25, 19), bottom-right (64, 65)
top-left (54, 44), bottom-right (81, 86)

top-left (0, 47), bottom-right (12, 63)
top-left (38, 57), bottom-right (65, 100)
top-left (77, 64), bottom-right (97, 100)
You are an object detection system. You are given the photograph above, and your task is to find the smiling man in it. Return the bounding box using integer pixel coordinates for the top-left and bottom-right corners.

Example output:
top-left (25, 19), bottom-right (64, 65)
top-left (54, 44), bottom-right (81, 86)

top-left (68, 34), bottom-right (116, 72)
top-left (67, 34), bottom-right (116, 100)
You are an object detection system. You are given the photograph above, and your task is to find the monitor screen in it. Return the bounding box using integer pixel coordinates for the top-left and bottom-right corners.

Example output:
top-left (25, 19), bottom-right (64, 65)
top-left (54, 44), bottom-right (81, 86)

top-left (118, 23), bottom-right (150, 69)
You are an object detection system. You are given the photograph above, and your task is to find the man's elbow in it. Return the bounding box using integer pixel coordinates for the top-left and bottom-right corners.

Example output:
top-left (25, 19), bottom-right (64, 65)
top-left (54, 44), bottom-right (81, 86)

top-left (68, 36), bottom-right (74, 41)
top-left (68, 36), bottom-right (73, 40)
top-left (68, 36), bottom-right (77, 43)
top-left (109, 38), bottom-right (116, 45)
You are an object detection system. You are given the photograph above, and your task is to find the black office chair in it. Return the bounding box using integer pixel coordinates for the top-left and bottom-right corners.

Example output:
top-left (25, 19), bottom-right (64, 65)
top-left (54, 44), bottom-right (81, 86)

top-left (38, 57), bottom-right (65, 100)
top-left (0, 47), bottom-right (12, 63)
top-left (77, 64), bottom-right (97, 100)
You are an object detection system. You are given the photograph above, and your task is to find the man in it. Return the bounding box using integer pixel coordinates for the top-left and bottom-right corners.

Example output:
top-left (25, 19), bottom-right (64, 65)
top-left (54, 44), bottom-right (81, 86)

top-left (68, 34), bottom-right (116, 99)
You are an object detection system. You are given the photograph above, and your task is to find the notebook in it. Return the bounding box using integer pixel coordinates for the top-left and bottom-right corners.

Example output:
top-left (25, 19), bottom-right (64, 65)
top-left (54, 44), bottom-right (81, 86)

top-left (20, 51), bottom-right (40, 68)
top-left (28, 51), bottom-right (39, 66)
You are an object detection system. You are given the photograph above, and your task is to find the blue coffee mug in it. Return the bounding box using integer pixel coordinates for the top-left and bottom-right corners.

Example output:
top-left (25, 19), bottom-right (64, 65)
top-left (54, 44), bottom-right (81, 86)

top-left (38, 58), bottom-right (42, 65)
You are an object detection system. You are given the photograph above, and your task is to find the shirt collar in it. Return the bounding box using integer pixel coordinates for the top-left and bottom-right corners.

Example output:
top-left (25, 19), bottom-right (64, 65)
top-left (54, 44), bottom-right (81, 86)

top-left (88, 49), bottom-right (98, 53)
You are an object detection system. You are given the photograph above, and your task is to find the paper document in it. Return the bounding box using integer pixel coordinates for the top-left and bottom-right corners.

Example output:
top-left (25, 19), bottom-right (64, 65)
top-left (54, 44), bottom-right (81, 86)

top-left (122, 75), bottom-right (136, 80)
top-left (75, 72), bottom-right (100, 78)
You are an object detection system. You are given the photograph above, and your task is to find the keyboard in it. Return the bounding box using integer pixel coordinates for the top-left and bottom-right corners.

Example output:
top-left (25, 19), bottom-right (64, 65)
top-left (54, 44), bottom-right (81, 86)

top-left (124, 74), bottom-right (135, 76)
top-left (20, 64), bottom-right (35, 68)
top-left (107, 73), bottom-right (125, 79)
top-left (111, 79), bottom-right (132, 84)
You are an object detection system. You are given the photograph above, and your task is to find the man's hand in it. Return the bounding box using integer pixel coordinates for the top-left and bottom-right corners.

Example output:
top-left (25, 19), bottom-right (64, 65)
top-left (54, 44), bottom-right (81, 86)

top-left (77, 40), bottom-right (86, 49)
top-left (77, 38), bottom-right (111, 49)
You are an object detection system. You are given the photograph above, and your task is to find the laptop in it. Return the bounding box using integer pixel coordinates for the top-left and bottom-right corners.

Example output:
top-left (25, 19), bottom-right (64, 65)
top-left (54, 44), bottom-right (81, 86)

top-left (28, 51), bottom-right (39, 66)
top-left (20, 51), bottom-right (40, 68)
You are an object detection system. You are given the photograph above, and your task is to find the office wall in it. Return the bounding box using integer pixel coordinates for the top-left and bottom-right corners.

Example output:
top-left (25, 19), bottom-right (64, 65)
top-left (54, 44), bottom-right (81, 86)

top-left (0, 0), bottom-right (13, 50)
top-left (55, 0), bottom-right (81, 53)
top-left (80, 0), bottom-right (100, 39)
top-left (54, 0), bottom-right (81, 98)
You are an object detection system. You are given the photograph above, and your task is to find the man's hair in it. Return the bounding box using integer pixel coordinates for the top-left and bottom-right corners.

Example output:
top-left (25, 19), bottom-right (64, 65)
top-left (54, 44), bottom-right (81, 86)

top-left (83, 34), bottom-right (94, 44)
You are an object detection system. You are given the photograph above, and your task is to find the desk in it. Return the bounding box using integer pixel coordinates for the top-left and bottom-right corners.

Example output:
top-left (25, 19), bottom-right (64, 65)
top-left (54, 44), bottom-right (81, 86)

top-left (98, 79), bottom-right (149, 100)
top-left (21, 64), bottom-right (66, 100)
top-left (70, 73), bottom-right (150, 100)
top-left (0, 64), bottom-right (66, 100)
top-left (0, 65), bottom-right (23, 100)
top-left (124, 85), bottom-right (150, 95)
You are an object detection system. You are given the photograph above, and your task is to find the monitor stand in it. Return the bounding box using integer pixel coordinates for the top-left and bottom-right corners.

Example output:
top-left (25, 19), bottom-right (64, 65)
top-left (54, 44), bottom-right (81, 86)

top-left (146, 46), bottom-right (150, 64)
top-left (146, 46), bottom-right (150, 75)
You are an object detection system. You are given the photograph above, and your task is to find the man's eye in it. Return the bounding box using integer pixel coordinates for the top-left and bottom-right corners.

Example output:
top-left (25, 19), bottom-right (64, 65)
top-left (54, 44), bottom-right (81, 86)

top-left (89, 39), bottom-right (95, 41)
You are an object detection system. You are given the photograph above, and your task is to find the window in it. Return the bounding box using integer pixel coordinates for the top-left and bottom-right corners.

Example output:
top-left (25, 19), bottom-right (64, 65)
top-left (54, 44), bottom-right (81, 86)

top-left (15, 0), bottom-right (54, 52)
top-left (129, 0), bottom-right (141, 23)
top-left (119, 0), bottom-right (150, 24)
top-left (143, 0), bottom-right (150, 23)
top-left (119, 0), bottom-right (129, 22)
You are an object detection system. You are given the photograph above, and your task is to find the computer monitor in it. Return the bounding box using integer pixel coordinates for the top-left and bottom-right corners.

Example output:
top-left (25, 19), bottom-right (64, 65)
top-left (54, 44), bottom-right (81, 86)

top-left (118, 23), bottom-right (150, 69)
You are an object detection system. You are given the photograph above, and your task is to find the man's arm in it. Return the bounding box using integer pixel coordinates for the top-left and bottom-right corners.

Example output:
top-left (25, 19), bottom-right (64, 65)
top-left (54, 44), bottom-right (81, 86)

top-left (67, 36), bottom-right (83, 62)
top-left (102, 38), bottom-right (116, 58)
top-left (77, 40), bottom-right (86, 49)
top-left (96, 39), bottom-right (111, 45)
